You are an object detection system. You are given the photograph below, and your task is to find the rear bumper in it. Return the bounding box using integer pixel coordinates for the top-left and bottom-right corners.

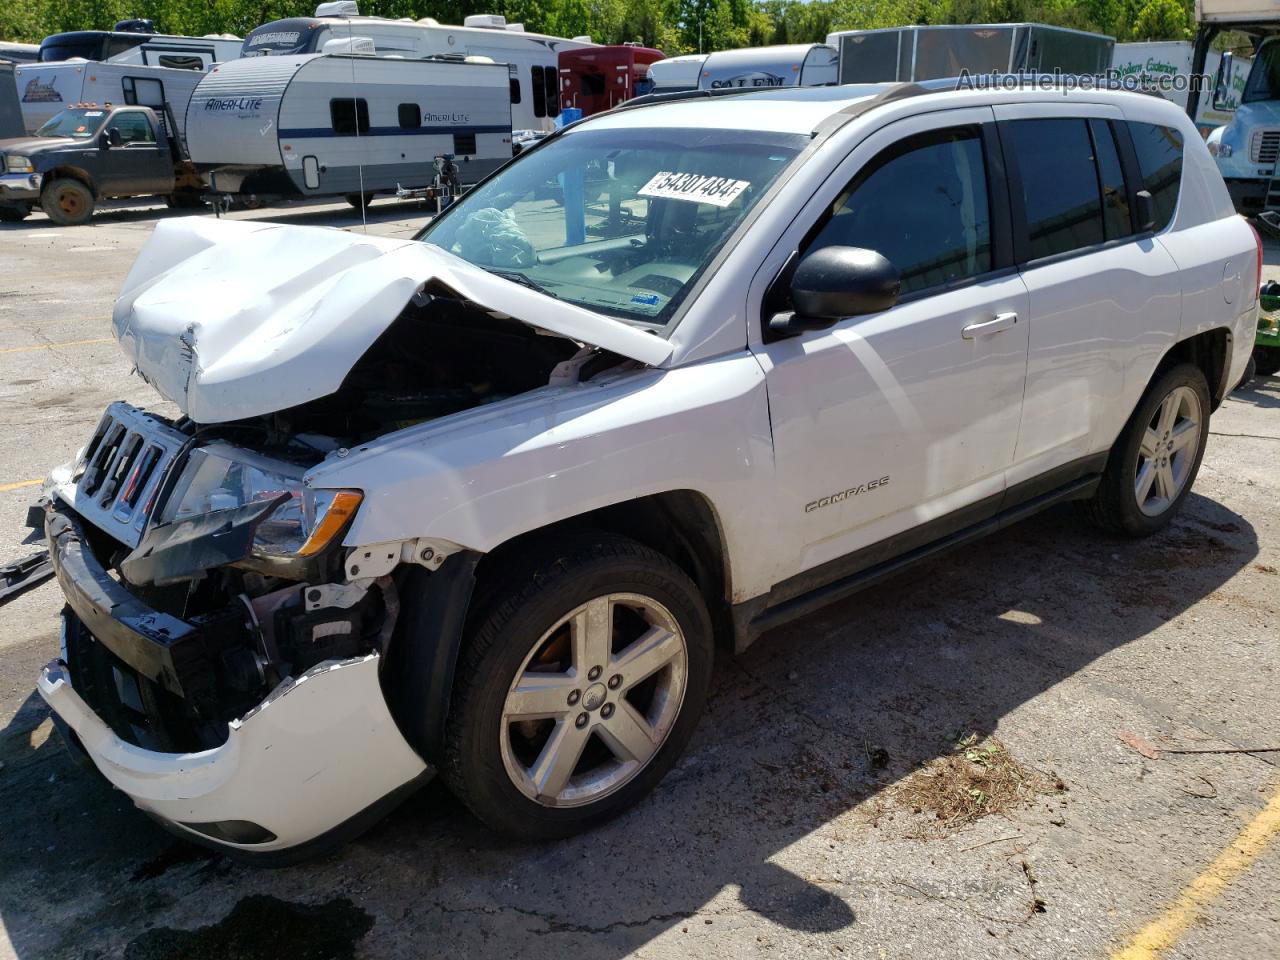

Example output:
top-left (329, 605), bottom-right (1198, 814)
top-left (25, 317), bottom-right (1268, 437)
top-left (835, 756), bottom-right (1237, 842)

top-left (38, 499), bottom-right (430, 858)
top-left (0, 172), bottom-right (41, 202)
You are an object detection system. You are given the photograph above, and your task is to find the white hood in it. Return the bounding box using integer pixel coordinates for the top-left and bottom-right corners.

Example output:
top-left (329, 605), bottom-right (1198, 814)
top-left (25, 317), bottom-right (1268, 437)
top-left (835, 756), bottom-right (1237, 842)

top-left (112, 218), bottom-right (673, 424)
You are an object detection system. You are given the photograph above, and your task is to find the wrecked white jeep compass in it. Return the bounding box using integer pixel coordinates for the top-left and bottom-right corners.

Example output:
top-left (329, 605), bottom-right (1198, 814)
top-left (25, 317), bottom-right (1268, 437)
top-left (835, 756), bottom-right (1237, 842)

top-left (35, 83), bottom-right (1258, 859)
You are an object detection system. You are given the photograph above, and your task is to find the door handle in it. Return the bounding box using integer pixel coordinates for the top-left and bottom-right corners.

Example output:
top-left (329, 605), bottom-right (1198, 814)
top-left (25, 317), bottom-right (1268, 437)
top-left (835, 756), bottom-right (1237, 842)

top-left (962, 312), bottom-right (1018, 340)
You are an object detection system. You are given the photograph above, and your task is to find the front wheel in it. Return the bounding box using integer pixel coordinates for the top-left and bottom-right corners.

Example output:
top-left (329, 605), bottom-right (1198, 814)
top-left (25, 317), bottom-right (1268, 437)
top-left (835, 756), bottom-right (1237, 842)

top-left (442, 533), bottom-right (713, 838)
top-left (1087, 363), bottom-right (1210, 537)
top-left (41, 178), bottom-right (94, 226)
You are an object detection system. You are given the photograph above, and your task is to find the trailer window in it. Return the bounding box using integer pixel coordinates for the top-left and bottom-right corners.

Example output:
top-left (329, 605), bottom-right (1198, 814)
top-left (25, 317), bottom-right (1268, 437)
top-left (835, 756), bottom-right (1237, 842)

top-left (122, 76), bottom-right (165, 108)
top-left (157, 55), bottom-right (204, 70)
top-left (330, 98), bottom-right (369, 135)
top-left (454, 132), bottom-right (477, 155)
top-left (531, 66), bottom-right (547, 118)
top-left (544, 65), bottom-right (560, 117)
top-left (510, 78), bottom-right (521, 104)
top-left (398, 103), bottom-right (421, 129)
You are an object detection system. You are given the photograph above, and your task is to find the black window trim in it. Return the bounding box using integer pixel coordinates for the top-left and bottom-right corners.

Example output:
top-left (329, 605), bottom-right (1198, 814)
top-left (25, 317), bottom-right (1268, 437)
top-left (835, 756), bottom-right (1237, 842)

top-left (771, 120), bottom-right (1015, 319)
top-left (997, 115), bottom-right (1168, 273)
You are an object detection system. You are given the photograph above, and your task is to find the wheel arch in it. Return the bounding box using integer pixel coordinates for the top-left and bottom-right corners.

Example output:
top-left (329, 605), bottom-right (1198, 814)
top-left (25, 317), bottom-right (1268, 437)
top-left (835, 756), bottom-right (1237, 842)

top-left (43, 166), bottom-right (98, 197)
top-left (382, 489), bottom-right (734, 765)
top-left (1154, 327), bottom-right (1233, 411)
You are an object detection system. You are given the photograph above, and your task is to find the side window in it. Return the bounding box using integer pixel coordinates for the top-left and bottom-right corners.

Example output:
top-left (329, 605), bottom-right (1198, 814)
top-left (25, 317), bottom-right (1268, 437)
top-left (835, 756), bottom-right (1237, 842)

top-left (107, 111), bottom-right (155, 145)
top-left (453, 132), bottom-right (477, 155)
top-left (805, 126), bottom-right (992, 297)
top-left (330, 98), bottom-right (369, 136)
top-left (544, 65), bottom-right (560, 117)
top-left (531, 65), bottom-right (546, 118)
top-left (121, 76), bottom-right (164, 108)
top-left (1005, 118), bottom-right (1105, 260)
top-left (509, 78), bottom-right (521, 104)
top-left (398, 102), bottom-right (420, 129)
top-left (156, 55), bottom-right (203, 70)
top-left (1128, 121), bottom-right (1184, 231)
top-left (1089, 119), bottom-right (1132, 241)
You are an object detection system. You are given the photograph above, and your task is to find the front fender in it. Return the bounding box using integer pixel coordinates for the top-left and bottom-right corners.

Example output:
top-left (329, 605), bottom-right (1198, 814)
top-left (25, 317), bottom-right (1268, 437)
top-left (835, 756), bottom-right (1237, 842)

top-left (308, 352), bottom-right (777, 603)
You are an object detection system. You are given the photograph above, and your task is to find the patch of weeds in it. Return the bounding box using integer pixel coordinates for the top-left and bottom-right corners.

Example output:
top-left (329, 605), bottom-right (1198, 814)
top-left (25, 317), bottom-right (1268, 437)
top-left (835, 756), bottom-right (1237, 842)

top-left (894, 735), bottom-right (1062, 835)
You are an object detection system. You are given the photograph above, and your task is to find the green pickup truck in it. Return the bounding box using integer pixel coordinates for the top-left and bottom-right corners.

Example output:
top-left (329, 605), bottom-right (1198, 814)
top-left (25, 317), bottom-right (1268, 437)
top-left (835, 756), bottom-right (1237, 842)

top-left (0, 104), bottom-right (204, 225)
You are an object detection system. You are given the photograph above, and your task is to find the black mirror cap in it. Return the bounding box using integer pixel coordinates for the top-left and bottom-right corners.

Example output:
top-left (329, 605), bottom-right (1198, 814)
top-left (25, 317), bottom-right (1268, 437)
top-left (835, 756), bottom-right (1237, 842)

top-left (1135, 189), bottom-right (1156, 232)
top-left (790, 245), bottom-right (901, 322)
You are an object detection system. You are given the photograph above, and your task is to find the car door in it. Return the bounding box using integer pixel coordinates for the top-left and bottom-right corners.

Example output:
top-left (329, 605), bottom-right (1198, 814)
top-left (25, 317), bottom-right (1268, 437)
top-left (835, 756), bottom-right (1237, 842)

top-left (993, 103), bottom-right (1182, 489)
top-left (99, 110), bottom-right (172, 196)
top-left (751, 107), bottom-right (1031, 580)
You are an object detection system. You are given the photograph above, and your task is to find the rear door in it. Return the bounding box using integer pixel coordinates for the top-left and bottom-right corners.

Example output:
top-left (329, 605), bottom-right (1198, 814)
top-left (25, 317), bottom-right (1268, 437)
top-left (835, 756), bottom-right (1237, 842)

top-left (994, 103), bottom-right (1182, 490)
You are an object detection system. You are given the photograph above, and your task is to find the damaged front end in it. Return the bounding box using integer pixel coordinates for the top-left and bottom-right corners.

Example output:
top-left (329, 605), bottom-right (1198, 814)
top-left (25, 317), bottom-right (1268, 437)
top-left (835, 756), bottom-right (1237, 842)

top-left (37, 402), bottom-right (429, 856)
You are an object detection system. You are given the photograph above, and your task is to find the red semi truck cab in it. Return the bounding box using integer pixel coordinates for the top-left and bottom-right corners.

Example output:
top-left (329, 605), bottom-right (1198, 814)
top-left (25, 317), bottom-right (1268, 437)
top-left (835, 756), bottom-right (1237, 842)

top-left (558, 45), bottom-right (665, 116)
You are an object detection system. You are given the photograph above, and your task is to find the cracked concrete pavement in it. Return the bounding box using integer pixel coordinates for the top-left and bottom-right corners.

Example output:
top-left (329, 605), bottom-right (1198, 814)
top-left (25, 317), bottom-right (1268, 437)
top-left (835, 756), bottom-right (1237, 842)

top-left (0, 200), bottom-right (1277, 960)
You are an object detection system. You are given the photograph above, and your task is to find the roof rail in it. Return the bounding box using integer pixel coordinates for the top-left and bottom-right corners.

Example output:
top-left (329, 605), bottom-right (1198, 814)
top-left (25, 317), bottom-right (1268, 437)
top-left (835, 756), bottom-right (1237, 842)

top-left (811, 82), bottom-right (938, 136)
top-left (611, 86), bottom-right (764, 113)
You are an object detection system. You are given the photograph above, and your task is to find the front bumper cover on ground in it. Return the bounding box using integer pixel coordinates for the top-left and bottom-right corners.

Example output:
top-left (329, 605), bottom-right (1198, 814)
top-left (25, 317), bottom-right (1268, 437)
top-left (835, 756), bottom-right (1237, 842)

top-left (39, 654), bottom-right (430, 858)
top-left (37, 499), bottom-right (431, 858)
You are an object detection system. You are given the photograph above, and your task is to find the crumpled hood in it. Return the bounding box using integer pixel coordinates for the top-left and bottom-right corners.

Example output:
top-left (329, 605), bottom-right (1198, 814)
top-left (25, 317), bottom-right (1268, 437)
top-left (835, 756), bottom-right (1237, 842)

top-left (112, 218), bottom-right (672, 423)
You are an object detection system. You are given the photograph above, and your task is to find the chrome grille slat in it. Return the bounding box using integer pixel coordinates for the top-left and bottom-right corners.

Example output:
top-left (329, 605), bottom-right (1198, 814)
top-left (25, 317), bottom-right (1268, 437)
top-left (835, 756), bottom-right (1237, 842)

top-left (68, 402), bottom-right (189, 549)
top-left (1250, 128), bottom-right (1280, 165)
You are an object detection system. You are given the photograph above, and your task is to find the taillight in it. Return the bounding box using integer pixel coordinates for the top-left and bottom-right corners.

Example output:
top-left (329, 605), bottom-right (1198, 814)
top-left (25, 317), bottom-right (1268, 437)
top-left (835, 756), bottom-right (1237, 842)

top-left (1249, 218), bottom-right (1263, 297)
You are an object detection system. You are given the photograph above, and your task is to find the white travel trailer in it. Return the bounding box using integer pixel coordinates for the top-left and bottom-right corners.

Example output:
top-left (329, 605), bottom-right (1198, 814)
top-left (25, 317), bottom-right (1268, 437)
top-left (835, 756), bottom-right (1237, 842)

top-left (827, 23), bottom-right (1113, 84)
top-left (646, 53), bottom-right (706, 93)
top-left (37, 25), bottom-right (242, 70)
top-left (14, 59), bottom-right (208, 136)
top-left (647, 45), bottom-right (836, 94)
top-left (185, 53), bottom-right (513, 204)
top-left (239, 5), bottom-right (594, 131)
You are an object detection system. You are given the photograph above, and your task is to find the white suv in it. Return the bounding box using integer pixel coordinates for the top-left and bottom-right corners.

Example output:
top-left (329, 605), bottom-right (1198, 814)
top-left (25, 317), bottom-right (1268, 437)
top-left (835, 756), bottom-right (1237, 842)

top-left (34, 81), bottom-right (1258, 860)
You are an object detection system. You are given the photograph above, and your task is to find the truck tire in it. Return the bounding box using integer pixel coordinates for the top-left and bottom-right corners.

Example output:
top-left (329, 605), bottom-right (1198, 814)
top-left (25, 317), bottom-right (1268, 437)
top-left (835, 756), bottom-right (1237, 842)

top-left (1087, 363), bottom-right (1211, 537)
top-left (442, 532), bottom-right (713, 839)
top-left (41, 178), bottom-right (94, 226)
top-left (1255, 346), bottom-right (1280, 377)
top-left (165, 191), bottom-right (206, 210)
top-left (0, 203), bottom-right (30, 222)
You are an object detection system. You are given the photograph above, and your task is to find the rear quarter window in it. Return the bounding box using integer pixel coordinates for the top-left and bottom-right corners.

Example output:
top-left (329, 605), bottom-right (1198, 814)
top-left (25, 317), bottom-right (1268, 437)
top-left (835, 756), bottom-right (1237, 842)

top-left (1128, 122), bottom-right (1183, 231)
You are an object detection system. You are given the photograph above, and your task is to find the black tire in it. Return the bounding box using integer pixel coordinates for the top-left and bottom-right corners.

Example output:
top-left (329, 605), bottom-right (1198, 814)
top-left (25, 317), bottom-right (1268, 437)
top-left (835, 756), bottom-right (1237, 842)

top-left (41, 177), bottom-right (94, 226)
top-left (0, 203), bottom-right (30, 222)
top-left (1255, 345), bottom-right (1280, 377)
top-left (345, 192), bottom-right (374, 210)
top-left (1087, 363), bottom-right (1211, 537)
top-left (442, 532), bottom-right (713, 839)
top-left (165, 191), bottom-right (206, 210)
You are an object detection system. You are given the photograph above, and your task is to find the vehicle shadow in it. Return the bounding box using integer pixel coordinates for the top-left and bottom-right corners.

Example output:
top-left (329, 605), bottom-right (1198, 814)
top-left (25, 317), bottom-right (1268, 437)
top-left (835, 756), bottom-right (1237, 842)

top-left (0, 493), bottom-right (1258, 958)
top-left (0, 198), bottom-right (428, 233)
top-left (1231, 370), bottom-right (1280, 409)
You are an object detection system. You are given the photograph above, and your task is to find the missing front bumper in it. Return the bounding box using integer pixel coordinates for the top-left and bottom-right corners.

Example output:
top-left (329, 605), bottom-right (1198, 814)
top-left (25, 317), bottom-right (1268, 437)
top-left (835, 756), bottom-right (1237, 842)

top-left (38, 653), bottom-right (430, 857)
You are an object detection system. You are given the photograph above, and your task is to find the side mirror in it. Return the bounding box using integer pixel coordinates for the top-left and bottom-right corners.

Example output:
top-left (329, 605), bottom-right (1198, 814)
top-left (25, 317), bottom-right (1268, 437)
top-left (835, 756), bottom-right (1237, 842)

top-left (1212, 52), bottom-right (1233, 111)
top-left (770, 246), bottom-right (900, 337)
top-left (1135, 189), bottom-right (1156, 232)
top-left (101, 128), bottom-right (122, 148)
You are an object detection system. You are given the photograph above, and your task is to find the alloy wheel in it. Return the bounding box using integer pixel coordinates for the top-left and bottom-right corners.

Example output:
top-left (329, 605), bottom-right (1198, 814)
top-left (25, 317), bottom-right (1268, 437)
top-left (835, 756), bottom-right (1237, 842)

top-left (499, 593), bottom-right (688, 808)
top-left (1135, 384), bottom-right (1202, 517)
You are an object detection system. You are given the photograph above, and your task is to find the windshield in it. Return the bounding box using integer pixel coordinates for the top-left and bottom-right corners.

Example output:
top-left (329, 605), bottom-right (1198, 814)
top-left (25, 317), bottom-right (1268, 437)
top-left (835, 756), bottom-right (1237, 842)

top-left (1244, 41), bottom-right (1280, 103)
top-left (418, 127), bottom-right (805, 327)
top-left (36, 108), bottom-right (108, 139)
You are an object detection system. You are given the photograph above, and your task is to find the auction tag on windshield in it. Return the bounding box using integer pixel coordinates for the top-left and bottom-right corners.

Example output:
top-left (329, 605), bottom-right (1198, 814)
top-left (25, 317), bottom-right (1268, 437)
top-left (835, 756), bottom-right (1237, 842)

top-left (639, 171), bottom-right (751, 208)
top-left (84, 111), bottom-right (103, 117)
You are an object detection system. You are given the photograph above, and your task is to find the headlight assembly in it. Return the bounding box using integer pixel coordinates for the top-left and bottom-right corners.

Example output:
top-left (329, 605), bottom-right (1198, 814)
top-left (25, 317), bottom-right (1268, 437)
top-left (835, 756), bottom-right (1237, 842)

top-left (4, 155), bottom-right (33, 174)
top-left (160, 442), bottom-right (361, 561)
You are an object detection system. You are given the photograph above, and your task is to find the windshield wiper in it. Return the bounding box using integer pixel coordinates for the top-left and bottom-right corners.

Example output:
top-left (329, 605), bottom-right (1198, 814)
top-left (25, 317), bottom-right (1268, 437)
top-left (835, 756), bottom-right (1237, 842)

top-left (485, 268), bottom-right (559, 300)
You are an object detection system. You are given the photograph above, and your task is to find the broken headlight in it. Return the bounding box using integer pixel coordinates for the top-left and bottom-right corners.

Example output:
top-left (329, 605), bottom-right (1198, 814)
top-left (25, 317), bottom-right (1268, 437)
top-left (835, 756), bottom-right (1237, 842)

top-left (160, 442), bottom-right (361, 559)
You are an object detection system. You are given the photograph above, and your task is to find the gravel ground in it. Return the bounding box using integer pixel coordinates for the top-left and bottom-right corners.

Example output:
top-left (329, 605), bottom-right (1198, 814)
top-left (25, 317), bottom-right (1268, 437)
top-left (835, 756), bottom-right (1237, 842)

top-left (0, 200), bottom-right (1276, 960)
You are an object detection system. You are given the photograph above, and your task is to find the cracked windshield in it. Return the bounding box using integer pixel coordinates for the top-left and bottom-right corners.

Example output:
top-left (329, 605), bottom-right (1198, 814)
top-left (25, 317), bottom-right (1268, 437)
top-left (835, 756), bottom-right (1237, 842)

top-left (419, 127), bottom-right (806, 326)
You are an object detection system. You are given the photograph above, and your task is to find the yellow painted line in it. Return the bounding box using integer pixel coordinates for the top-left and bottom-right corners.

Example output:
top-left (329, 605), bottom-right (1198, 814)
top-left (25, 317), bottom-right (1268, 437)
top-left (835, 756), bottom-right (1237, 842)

top-left (1113, 784), bottom-right (1280, 960)
top-left (0, 337), bottom-right (112, 355)
top-left (0, 479), bottom-right (41, 493)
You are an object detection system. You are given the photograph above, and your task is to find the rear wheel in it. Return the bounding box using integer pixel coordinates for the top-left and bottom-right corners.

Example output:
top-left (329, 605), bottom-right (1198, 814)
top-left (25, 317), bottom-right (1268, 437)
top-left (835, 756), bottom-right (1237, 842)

top-left (1087, 363), bottom-right (1210, 537)
top-left (41, 178), bottom-right (94, 226)
top-left (345, 192), bottom-right (375, 210)
top-left (1255, 346), bottom-right (1280, 377)
top-left (442, 533), bottom-right (713, 838)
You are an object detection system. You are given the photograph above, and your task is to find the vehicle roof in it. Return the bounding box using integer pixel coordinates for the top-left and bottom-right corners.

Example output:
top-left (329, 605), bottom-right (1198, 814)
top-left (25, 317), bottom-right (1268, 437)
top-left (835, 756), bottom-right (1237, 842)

top-left (583, 81), bottom-right (1188, 136)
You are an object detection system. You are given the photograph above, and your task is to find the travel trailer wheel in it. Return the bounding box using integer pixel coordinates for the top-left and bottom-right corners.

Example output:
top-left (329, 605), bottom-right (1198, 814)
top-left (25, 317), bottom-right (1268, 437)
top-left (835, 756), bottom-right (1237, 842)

top-left (346, 192), bottom-right (375, 210)
top-left (41, 178), bottom-right (94, 226)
